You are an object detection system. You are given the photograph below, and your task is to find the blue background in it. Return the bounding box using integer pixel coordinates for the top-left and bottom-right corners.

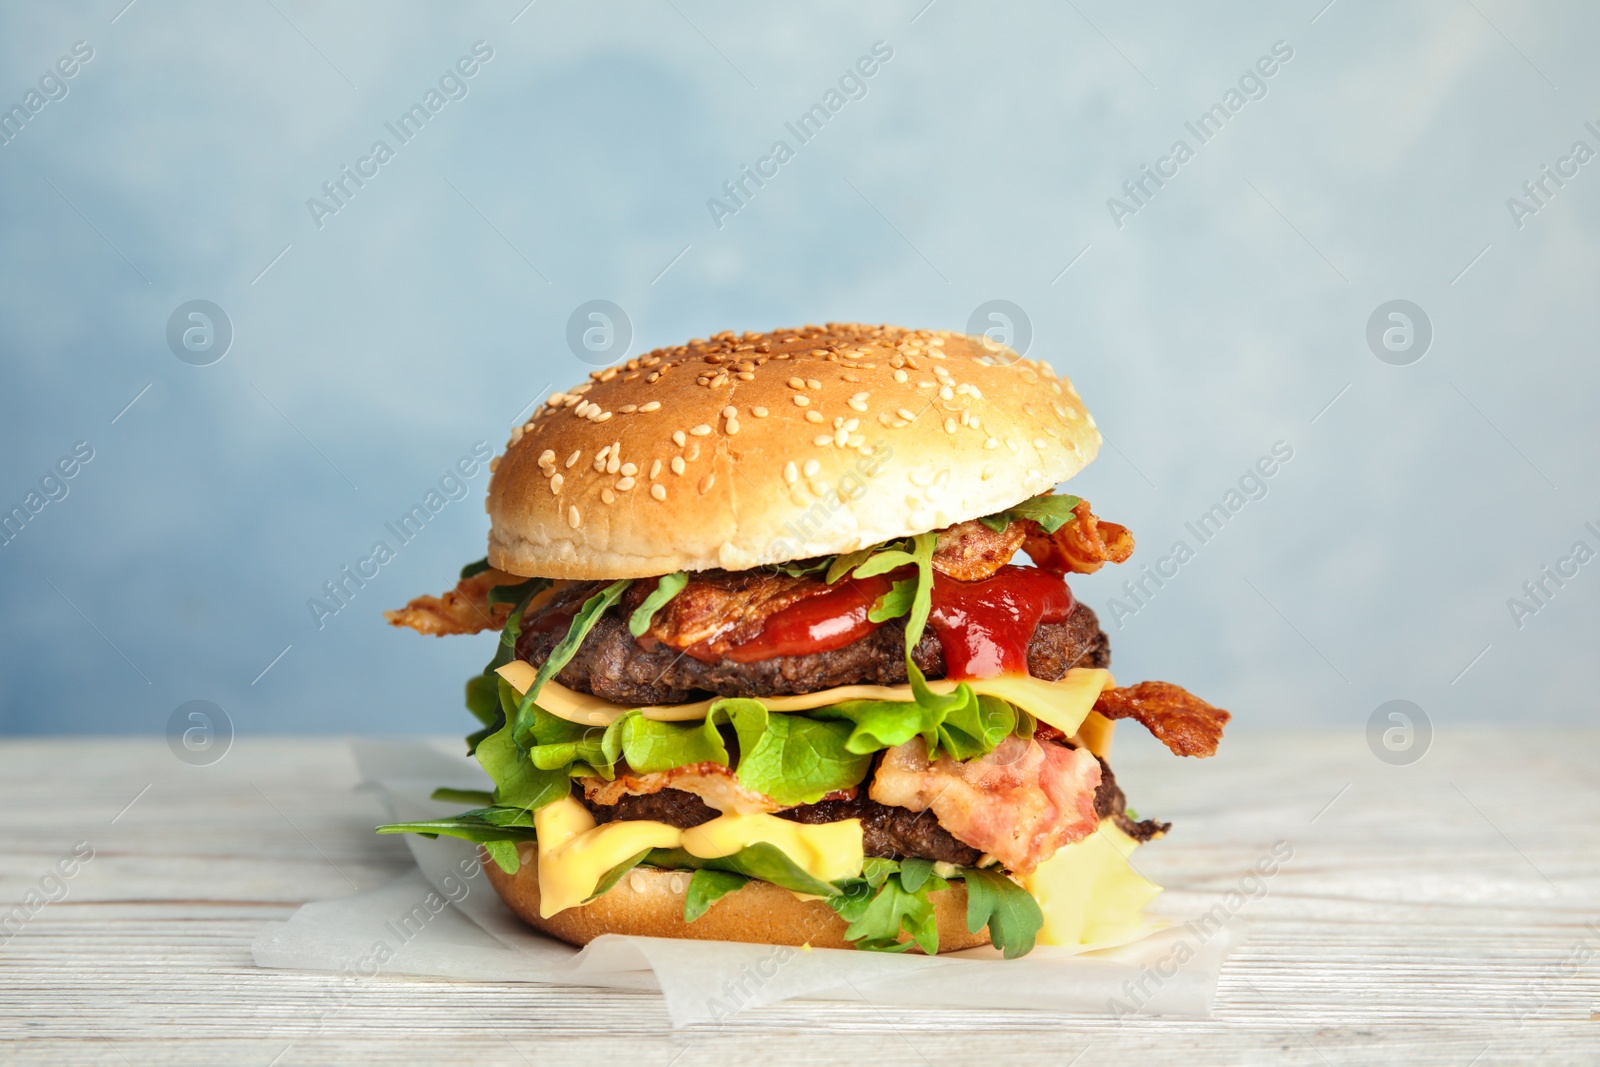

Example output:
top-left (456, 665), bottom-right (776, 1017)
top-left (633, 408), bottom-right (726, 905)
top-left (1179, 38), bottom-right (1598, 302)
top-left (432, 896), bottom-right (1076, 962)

top-left (1, 1), bottom-right (1595, 737)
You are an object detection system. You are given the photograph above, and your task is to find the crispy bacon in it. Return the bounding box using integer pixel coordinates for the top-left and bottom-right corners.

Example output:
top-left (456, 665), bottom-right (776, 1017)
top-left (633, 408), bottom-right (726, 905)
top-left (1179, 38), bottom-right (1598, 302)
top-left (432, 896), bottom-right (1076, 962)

top-left (644, 570), bottom-right (829, 654)
top-left (931, 519), bottom-right (1026, 581)
top-left (1022, 500), bottom-right (1134, 574)
top-left (868, 735), bottom-right (1102, 875)
top-left (580, 762), bottom-right (785, 815)
top-left (1093, 681), bottom-right (1230, 757)
top-left (384, 568), bottom-right (525, 636)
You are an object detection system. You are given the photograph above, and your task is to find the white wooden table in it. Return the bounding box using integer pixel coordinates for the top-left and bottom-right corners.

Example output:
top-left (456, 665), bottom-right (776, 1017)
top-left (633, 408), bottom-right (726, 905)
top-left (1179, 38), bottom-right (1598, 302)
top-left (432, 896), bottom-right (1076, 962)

top-left (2, 731), bottom-right (1596, 1065)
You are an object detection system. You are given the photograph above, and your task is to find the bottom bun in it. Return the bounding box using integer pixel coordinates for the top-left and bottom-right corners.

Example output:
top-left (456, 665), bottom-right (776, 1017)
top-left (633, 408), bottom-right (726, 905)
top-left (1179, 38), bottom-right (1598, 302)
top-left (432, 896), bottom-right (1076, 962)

top-left (483, 851), bottom-right (991, 953)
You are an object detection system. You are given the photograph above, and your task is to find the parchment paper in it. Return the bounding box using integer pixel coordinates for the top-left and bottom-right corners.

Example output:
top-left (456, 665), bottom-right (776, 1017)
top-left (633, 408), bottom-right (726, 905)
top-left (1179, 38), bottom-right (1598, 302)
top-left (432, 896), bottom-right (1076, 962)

top-left (251, 739), bottom-right (1239, 1026)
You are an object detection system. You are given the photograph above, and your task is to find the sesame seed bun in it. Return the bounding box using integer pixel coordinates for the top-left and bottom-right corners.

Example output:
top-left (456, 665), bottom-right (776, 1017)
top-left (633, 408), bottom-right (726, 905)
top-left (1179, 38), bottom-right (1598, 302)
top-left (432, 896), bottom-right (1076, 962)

top-left (487, 323), bottom-right (1100, 579)
top-left (483, 849), bottom-right (991, 953)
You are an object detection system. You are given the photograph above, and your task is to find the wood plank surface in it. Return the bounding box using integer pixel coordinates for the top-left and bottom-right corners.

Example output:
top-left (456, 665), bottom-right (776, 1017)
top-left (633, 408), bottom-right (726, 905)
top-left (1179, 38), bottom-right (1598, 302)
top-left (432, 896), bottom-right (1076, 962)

top-left (2, 730), bottom-right (1597, 1065)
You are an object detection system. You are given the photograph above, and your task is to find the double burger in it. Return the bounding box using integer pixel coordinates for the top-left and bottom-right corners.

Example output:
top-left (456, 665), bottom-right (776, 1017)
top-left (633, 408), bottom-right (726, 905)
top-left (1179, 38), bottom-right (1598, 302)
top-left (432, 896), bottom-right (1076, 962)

top-left (380, 323), bottom-right (1228, 958)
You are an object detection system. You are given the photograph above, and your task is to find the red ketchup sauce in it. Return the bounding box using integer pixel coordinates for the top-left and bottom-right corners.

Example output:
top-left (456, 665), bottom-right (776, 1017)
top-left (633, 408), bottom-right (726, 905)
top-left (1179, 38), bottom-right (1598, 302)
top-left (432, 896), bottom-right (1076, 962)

top-left (719, 574), bottom-right (895, 663)
top-left (717, 565), bottom-right (1072, 679)
top-left (926, 565), bottom-right (1073, 678)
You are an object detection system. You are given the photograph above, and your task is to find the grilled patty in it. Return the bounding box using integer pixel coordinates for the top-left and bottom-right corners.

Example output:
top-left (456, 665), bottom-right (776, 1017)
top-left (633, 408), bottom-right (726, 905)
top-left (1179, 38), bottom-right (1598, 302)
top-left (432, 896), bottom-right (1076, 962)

top-left (517, 592), bottom-right (1110, 705)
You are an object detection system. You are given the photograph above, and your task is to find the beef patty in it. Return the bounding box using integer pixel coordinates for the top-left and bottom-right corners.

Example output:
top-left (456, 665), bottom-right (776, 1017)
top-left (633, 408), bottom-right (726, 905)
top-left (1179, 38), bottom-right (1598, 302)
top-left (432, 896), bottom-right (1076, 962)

top-left (579, 745), bottom-right (1166, 867)
top-left (517, 591), bottom-right (1110, 705)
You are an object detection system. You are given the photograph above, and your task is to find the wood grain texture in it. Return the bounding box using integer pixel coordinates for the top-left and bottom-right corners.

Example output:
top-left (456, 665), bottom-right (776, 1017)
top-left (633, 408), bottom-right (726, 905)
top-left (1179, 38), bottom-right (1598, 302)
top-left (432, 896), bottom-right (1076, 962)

top-left (2, 730), bottom-right (1597, 1066)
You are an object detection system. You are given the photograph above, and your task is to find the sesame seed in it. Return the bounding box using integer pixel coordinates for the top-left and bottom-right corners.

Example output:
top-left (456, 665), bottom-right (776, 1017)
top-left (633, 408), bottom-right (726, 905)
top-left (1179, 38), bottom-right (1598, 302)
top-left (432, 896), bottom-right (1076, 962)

top-left (918, 381), bottom-right (936, 390)
top-left (943, 417), bottom-right (957, 434)
top-left (565, 450), bottom-right (581, 468)
top-left (539, 449), bottom-right (556, 466)
top-left (752, 406), bottom-right (769, 418)
top-left (788, 377), bottom-right (805, 389)
top-left (1033, 438), bottom-right (1047, 450)
top-left (639, 400), bottom-right (661, 412)
top-left (784, 461), bottom-right (798, 484)
top-left (722, 406), bottom-right (737, 419)
top-left (897, 407), bottom-right (917, 421)
top-left (619, 404), bottom-right (638, 414)
top-left (595, 411), bottom-right (613, 423)
top-left (737, 371), bottom-right (755, 381)
top-left (568, 505), bottom-right (580, 528)
top-left (509, 426), bottom-right (524, 446)
top-left (813, 434), bottom-right (833, 447)
top-left (650, 459), bottom-right (662, 480)
top-left (686, 441), bottom-right (701, 461)
top-left (651, 483), bottom-right (667, 501)
top-left (617, 476), bottom-right (636, 491)
top-left (793, 395), bottom-right (810, 407)
top-left (690, 424), bottom-right (712, 436)
top-left (984, 437), bottom-right (999, 450)
top-left (549, 473), bottom-right (564, 493)
top-left (893, 369), bottom-right (908, 384)
top-left (621, 462), bottom-right (638, 477)
top-left (939, 386), bottom-right (954, 401)
top-left (834, 427), bottom-right (849, 445)
top-left (607, 455), bottom-right (621, 475)
top-left (806, 378), bottom-right (821, 390)
top-left (803, 459), bottom-right (821, 477)
top-left (601, 487), bottom-right (616, 504)
top-left (726, 419), bottom-right (740, 435)
top-left (699, 472), bottom-right (715, 494)
top-left (671, 456), bottom-right (686, 475)
top-left (673, 431), bottom-right (687, 447)
top-left (804, 410), bottom-right (822, 424)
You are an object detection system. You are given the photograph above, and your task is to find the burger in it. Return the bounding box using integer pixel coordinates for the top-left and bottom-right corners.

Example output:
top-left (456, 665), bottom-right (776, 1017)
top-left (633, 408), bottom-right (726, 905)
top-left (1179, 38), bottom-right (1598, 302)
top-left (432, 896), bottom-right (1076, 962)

top-left (379, 323), bottom-right (1228, 958)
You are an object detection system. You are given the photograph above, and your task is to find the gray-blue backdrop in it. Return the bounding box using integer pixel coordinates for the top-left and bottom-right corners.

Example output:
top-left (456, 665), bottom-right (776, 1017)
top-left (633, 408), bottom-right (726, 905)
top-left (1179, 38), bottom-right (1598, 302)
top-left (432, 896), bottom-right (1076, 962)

top-left (2, 1), bottom-right (1594, 737)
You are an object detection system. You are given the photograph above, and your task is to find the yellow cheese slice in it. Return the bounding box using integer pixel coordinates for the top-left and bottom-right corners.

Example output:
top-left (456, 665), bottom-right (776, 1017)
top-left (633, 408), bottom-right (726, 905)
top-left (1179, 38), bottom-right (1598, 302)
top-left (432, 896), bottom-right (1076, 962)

top-left (1023, 822), bottom-right (1162, 947)
top-left (497, 661), bottom-right (1114, 739)
top-left (533, 795), bottom-right (864, 917)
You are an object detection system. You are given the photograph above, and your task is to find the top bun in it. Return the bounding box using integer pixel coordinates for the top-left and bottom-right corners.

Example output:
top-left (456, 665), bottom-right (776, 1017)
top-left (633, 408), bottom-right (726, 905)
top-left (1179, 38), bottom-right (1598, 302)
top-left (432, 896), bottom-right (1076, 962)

top-left (487, 323), bottom-right (1100, 579)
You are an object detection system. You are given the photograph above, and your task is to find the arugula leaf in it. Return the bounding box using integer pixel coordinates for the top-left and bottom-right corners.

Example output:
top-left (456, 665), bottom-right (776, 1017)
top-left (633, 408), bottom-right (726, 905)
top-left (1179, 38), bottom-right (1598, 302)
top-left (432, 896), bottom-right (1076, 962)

top-left (979, 494), bottom-right (1083, 535)
top-left (430, 787), bottom-right (495, 806)
top-left (587, 848), bottom-right (653, 902)
top-left (868, 577), bottom-right (917, 623)
top-left (958, 866), bottom-right (1043, 959)
top-left (459, 557), bottom-right (492, 579)
top-left (734, 712), bottom-right (872, 806)
top-left (832, 866), bottom-right (948, 954)
top-left (488, 575), bottom-right (549, 608)
top-left (376, 812), bottom-right (538, 853)
top-left (645, 843), bottom-right (840, 898)
top-left (628, 572), bottom-right (689, 636)
top-left (514, 579), bottom-right (632, 746)
top-left (481, 839), bottom-right (521, 874)
top-left (825, 545), bottom-right (880, 584)
top-left (684, 869), bottom-right (750, 921)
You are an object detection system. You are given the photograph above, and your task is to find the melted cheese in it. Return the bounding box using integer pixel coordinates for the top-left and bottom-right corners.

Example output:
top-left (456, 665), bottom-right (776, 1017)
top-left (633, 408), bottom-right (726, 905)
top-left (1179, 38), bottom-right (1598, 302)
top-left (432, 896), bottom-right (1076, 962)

top-left (1023, 822), bottom-right (1163, 948)
top-left (1072, 710), bottom-right (1116, 759)
top-left (497, 661), bottom-right (1113, 738)
top-left (533, 795), bottom-right (864, 917)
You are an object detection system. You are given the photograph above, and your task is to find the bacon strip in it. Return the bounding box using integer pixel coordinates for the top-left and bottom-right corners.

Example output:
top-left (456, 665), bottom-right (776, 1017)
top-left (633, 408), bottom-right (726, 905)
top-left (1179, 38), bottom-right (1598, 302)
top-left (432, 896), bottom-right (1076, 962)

top-left (384, 568), bottom-right (524, 636)
top-left (581, 762), bottom-right (784, 815)
top-left (645, 570), bottom-right (828, 653)
top-left (931, 519), bottom-right (1026, 581)
top-left (1022, 500), bottom-right (1134, 574)
top-left (868, 736), bottom-right (1102, 875)
top-left (1093, 682), bottom-right (1230, 757)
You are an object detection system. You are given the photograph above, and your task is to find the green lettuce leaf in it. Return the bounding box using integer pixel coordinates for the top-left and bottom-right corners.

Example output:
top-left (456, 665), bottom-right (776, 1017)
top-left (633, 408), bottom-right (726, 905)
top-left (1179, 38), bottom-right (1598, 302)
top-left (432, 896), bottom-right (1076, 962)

top-left (734, 711), bottom-right (872, 806)
top-left (602, 708), bottom-right (728, 774)
top-left (459, 557), bottom-right (492, 579)
top-left (476, 714), bottom-right (572, 813)
top-left (684, 869), bottom-right (750, 921)
top-left (628, 572), bottom-right (689, 636)
top-left (958, 866), bottom-right (1044, 959)
top-left (868, 577), bottom-right (918, 623)
top-left (464, 673), bottom-right (500, 728)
